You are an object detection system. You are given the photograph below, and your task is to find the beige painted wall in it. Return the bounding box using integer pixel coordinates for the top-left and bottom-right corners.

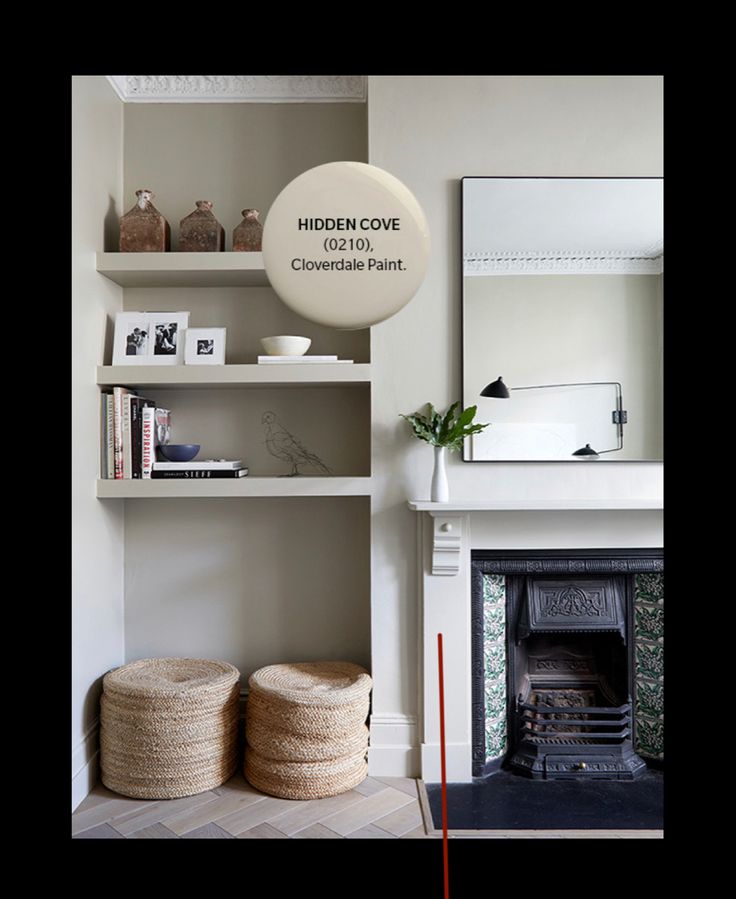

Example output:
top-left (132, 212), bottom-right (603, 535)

top-left (464, 273), bottom-right (664, 459)
top-left (121, 104), bottom-right (372, 680)
top-left (123, 103), bottom-right (368, 251)
top-left (124, 498), bottom-right (370, 678)
top-left (367, 75), bottom-right (663, 771)
top-left (71, 76), bottom-right (124, 809)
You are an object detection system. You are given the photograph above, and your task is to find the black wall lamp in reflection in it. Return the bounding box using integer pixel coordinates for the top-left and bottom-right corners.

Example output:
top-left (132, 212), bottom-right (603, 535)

top-left (479, 377), bottom-right (627, 458)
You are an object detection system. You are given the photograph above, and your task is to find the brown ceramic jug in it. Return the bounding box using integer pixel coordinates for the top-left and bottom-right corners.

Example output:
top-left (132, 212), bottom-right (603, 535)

top-left (179, 200), bottom-right (225, 252)
top-left (233, 208), bottom-right (263, 252)
top-left (119, 189), bottom-right (171, 252)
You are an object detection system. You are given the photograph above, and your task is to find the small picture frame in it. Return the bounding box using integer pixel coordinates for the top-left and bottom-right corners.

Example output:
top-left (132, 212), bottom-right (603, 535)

top-left (146, 312), bottom-right (189, 365)
top-left (185, 327), bottom-right (227, 365)
top-left (113, 311), bottom-right (190, 365)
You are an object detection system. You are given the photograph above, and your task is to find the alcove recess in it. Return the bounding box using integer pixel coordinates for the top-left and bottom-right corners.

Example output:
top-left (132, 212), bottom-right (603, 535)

top-left (99, 101), bottom-right (372, 680)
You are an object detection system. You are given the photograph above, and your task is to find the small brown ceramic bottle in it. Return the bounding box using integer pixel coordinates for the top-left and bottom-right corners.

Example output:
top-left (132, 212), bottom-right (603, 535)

top-left (119, 189), bottom-right (171, 252)
top-left (233, 208), bottom-right (263, 251)
top-left (179, 200), bottom-right (225, 252)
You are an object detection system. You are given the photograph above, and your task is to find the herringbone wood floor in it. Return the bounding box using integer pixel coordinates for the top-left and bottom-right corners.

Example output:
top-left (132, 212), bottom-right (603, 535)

top-left (72, 773), bottom-right (662, 838)
top-left (72, 773), bottom-right (432, 839)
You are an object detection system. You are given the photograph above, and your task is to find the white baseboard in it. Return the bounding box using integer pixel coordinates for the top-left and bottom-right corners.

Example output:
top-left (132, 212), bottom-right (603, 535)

top-left (368, 713), bottom-right (420, 777)
top-left (71, 719), bottom-right (100, 812)
top-left (421, 741), bottom-right (472, 783)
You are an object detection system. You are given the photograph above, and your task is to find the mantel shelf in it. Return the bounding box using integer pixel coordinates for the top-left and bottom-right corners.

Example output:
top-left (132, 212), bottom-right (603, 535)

top-left (97, 477), bottom-right (372, 498)
top-left (411, 497), bottom-right (662, 577)
top-left (408, 499), bottom-right (663, 512)
top-left (96, 252), bottom-right (269, 287)
top-left (97, 364), bottom-right (371, 389)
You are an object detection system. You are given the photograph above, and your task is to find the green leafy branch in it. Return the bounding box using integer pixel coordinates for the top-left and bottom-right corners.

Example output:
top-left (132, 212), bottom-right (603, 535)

top-left (400, 402), bottom-right (490, 452)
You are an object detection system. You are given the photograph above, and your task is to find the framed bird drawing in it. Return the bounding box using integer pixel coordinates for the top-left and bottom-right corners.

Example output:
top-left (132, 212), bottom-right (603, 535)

top-left (261, 411), bottom-right (333, 476)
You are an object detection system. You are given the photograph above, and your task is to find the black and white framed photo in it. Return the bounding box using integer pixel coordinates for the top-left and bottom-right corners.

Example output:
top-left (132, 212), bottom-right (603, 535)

top-left (185, 327), bottom-right (227, 365)
top-left (112, 311), bottom-right (190, 365)
top-left (147, 311), bottom-right (189, 365)
top-left (112, 312), bottom-right (152, 364)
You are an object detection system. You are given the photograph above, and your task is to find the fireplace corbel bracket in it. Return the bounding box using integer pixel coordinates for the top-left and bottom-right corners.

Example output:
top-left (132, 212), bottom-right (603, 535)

top-left (430, 515), bottom-right (464, 576)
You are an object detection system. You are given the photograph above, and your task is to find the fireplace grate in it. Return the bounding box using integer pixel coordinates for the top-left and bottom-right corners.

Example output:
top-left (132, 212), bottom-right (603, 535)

top-left (519, 699), bottom-right (631, 745)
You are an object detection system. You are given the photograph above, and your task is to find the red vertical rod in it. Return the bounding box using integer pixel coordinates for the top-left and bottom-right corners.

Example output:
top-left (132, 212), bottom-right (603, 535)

top-left (438, 633), bottom-right (450, 899)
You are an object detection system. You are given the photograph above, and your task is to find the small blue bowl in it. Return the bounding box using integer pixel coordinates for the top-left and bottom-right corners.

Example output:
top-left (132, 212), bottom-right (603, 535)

top-left (158, 443), bottom-right (200, 462)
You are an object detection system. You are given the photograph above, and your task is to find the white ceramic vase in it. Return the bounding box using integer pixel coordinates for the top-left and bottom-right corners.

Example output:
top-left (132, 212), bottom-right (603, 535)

top-left (431, 446), bottom-right (449, 503)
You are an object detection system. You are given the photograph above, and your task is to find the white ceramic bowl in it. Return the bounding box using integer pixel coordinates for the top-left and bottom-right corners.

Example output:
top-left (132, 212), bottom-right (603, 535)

top-left (260, 335), bottom-right (312, 356)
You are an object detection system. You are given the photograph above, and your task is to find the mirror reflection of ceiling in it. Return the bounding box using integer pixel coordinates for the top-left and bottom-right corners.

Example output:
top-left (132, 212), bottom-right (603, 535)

top-left (463, 178), bottom-right (663, 276)
top-left (462, 177), bottom-right (663, 462)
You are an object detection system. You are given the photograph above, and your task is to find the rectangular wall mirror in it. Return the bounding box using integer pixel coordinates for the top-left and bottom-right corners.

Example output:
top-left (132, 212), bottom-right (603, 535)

top-left (462, 177), bottom-right (663, 462)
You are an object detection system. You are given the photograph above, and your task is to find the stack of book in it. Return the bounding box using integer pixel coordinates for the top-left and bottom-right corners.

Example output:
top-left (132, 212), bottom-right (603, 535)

top-left (257, 355), bottom-right (353, 364)
top-left (101, 387), bottom-right (171, 480)
top-left (152, 460), bottom-right (249, 479)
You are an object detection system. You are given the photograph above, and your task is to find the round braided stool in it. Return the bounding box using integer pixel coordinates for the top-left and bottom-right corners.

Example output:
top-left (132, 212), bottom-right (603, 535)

top-left (100, 657), bottom-right (240, 799)
top-left (244, 661), bottom-right (372, 800)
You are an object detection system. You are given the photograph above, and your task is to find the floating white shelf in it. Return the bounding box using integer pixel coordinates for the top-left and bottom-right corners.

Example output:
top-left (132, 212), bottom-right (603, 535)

top-left (97, 477), bottom-right (372, 498)
top-left (96, 251), bottom-right (269, 287)
top-left (97, 364), bottom-right (371, 389)
top-left (408, 499), bottom-right (663, 512)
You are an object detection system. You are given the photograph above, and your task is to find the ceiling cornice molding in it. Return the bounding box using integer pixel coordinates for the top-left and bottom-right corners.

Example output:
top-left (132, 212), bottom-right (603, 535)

top-left (463, 250), bottom-right (664, 277)
top-left (106, 75), bottom-right (366, 103)
top-left (106, 76), bottom-right (128, 101)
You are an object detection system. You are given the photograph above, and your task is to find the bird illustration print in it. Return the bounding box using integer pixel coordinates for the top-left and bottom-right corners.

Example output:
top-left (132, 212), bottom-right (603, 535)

top-left (261, 411), bottom-right (333, 476)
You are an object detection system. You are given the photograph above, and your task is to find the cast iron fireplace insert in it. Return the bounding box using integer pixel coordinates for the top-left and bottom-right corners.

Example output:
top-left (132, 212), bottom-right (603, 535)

top-left (471, 549), bottom-right (663, 780)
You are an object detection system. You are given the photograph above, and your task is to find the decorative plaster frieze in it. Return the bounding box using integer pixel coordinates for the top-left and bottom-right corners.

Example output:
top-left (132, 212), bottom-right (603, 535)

top-left (463, 250), bottom-right (664, 276)
top-left (107, 75), bottom-right (366, 103)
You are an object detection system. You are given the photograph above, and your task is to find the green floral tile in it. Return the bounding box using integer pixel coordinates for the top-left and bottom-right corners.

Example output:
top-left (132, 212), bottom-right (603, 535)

top-left (635, 573), bottom-right (664, 604)
top-left (635, 679), bottom-right (664, 718)
top-left (636, 716), bottom-right (664, 759)
top-left (483, 574), bottom-right (506, 605)
top-left (484, 641), bottom-right (505, 677)
top-left (484, 661), bottom-right (504, 685)
top-left (483, 574), bottom-right (507, 761)
top-left (485, 604), bottom-right (505, 634)
top-left (485, 716), bottom-right (507, 759)
top-left (636, 642), bottom-right (664, 681)
top-left (635, 605), bottom-right (664, 642)
top-left (485, 680), bottom-right (506, 720)
top-left (634, 572), bottom-right (664, 759)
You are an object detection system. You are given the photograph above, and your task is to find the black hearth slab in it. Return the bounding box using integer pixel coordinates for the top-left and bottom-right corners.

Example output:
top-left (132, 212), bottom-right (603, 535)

top-left (426, 769), bottom-right (663, 831)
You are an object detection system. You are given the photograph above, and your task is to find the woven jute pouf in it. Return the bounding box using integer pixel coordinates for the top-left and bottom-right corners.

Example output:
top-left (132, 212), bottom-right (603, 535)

top-left (100, 657), bottom-right (240, 800)
top-left (244, 661), bottom-right (372, 799)
top-left (245, 745), bottom-right (368, 800)
top-left (247, 719), bottom-right (369, 762)
top-left (247, 661), bottom-right (371, 736)
top-left (246, 686), bottom-right (369, 737)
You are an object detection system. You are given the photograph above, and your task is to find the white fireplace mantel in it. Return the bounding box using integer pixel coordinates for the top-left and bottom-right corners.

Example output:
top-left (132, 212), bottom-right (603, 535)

top-left (408, 499), bottom-right (663, 512)
top-left (409, 499), bottom-right (662, 577)
top-left (408, 500), bottom-right (663, 782)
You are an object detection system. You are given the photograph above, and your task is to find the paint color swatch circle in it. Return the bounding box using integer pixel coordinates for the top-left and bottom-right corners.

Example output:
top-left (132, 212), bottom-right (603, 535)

top-left (262, 161), bottom-right (430, 329)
